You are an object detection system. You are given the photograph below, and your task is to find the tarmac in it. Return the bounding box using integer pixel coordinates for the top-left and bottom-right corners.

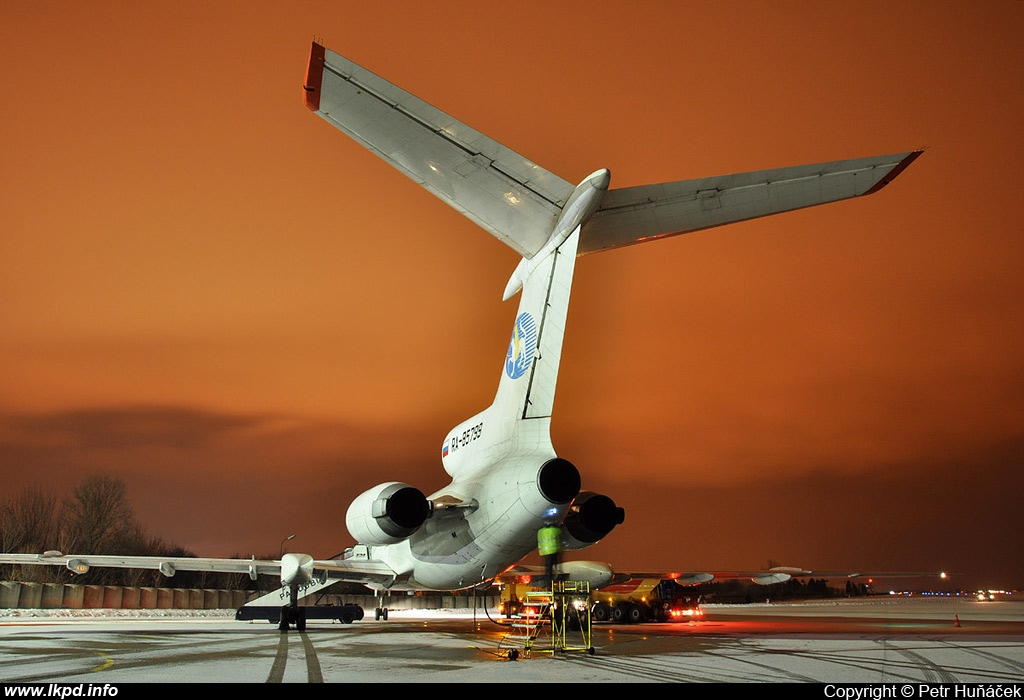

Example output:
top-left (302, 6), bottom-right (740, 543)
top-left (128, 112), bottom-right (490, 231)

top-left (1, 597), bottom-right (1022, 684)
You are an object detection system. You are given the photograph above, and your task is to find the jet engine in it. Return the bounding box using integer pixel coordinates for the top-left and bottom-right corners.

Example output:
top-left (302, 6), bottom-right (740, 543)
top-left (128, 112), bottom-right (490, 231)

top-left (345, 482), bottom-right (431, 546)
top-left (562, 491), bottom-right (625, 550)
top-left (515, 457), bottom-right (581, 516)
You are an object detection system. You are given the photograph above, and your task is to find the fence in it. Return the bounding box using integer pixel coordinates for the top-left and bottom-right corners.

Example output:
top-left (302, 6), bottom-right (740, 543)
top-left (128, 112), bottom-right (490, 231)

top-left (0, 581), bottom-right (497, 612)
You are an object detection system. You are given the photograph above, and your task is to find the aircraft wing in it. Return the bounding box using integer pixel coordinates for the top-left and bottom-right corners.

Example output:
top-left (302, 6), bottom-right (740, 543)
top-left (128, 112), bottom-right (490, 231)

top-left (603, 566), bottom-right (948, 586)
top-left (494, 560), bottom-right (945, 589)
top-left (578, 150), bottom-right (923, 255)
top-left (0, 552), bottom-right (399, 587)
top-left (304, 42), bottom-right (575, 258)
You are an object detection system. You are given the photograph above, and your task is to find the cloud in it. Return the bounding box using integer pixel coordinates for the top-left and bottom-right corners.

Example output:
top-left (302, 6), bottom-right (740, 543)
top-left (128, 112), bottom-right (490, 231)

top-left (0, 405), bottom-right (272, 451)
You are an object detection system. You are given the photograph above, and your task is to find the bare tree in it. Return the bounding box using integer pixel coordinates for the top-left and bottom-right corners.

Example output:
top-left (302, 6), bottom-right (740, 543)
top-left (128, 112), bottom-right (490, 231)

top-left (0, 485), bottom-right (66, 582)
top-left (1, 474), bottom-right (225, 589)
top-left (59, 474), bottom-right (143, 556)
top-left (1, 485), bottom-right (59, 553)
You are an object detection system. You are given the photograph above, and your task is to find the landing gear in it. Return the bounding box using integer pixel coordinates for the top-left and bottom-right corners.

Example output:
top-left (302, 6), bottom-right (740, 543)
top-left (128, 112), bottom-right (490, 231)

top-left (373, 590), bottom-right (390, 621)
top-left (278, 583), bottom-right (307, 632)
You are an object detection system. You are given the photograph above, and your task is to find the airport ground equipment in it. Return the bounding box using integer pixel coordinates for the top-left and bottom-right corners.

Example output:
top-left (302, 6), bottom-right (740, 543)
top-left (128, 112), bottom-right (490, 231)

top-left (498, 580), bottom-right (594, 658)
top-left (591, 578), bottom-right (703, 623)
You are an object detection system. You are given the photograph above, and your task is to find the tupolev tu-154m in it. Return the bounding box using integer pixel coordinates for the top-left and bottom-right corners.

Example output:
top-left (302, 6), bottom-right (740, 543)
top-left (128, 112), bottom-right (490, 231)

top-left (0, 42), bottom-right (922, 630)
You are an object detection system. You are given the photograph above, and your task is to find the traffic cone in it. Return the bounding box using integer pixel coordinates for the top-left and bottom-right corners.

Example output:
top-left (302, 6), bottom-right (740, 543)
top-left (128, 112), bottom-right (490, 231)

top-left (954, 614), bottom-right (961, 628)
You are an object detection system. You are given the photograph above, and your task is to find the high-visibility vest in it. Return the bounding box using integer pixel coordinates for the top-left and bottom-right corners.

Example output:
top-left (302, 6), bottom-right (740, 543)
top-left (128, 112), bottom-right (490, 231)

top-left (537, 526), bottom-right (562, 556)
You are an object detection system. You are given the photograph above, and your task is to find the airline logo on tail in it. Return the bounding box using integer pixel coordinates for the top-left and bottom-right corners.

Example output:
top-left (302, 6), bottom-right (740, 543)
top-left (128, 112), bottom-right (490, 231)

top-left (505, 312), bottom-right (537, 379)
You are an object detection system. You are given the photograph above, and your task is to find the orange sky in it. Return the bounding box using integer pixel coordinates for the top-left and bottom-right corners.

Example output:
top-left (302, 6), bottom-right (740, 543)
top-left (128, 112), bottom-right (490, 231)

top-left (2, 1), bottom-right (1022, 591)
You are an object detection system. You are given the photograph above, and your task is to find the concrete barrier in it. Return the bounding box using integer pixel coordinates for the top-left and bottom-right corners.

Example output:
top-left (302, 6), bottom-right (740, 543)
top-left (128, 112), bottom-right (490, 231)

top-left (121, 587), bottom-right (140, 609)
top-left (18, 583), bottom-right (42, 608)
top-left (0, 581), bottom-right (498, 612)
top-left (62, 585), bottom-right (84, 609)
top-left (102, 587), bottom-right (123, 608)
top-left (83, 586), bottom-right (104, 608)
top-left (0, 582), bottom-right (21, 608)
top-left (217, 590), bottom-right (233, 608)
top-left (41, 583), bottom-right (64, 608)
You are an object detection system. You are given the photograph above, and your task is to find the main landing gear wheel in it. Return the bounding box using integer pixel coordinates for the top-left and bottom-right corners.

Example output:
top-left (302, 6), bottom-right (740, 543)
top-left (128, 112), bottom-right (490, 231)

top-left (278, 603), bottom-right (306, 631)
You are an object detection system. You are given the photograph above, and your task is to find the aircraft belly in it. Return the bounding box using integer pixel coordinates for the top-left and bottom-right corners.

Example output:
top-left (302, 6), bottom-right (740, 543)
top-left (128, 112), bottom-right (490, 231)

top-left (410, 510), bottom-right (481, 562)
top-left (405, 491), bottom-right (535, 589)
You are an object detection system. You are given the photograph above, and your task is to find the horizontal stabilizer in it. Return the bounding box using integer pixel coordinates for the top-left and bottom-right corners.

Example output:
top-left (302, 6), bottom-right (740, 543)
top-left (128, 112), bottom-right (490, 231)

top-left (305, 43), bottom-right (574, 257)
top-left (578, 151), bottom-right (923, 255)
top-left (305, 44), bottom-right (921, 260)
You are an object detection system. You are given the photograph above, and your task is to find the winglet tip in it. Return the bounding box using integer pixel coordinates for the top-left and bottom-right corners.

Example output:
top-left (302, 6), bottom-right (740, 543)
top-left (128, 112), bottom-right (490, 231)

top-left (303, 41), bottom-right (326, 111)
top-left (864, 149), bottom-right (924, 195)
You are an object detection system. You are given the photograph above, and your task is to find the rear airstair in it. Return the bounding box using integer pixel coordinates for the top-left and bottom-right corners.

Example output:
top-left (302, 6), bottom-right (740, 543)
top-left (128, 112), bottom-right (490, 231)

top-left (498, 592), bottom-right (549, 659)
top-left (497, 580), bottom-right (594, 659)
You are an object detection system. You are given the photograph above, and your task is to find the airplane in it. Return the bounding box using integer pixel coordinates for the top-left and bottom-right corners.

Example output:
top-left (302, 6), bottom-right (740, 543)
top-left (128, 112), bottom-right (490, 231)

top-left (0, 42), bottom-right (922, 630)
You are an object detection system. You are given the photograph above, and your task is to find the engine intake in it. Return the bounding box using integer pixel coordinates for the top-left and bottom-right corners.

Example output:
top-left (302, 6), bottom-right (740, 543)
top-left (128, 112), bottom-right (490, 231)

top-left (563, 491), bottom-right (625, 549)
top-left (346, 482), bottom-right (431, 546)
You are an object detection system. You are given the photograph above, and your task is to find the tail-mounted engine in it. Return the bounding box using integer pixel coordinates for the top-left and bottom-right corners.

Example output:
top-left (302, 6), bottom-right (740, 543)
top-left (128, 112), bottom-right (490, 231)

top-left (515, 457), bottom-right (581, 517)
top-left (562, 491), bottom-right (625, 550)
top-left (346, 482), bottom-right (431, 546)
top-left (537, 458), bottom-right (581, 505)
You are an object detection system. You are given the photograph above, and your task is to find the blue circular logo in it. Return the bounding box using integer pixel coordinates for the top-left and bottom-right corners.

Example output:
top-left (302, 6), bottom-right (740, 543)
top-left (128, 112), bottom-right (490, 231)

top-left (505, 312), bottom-right (537, 379)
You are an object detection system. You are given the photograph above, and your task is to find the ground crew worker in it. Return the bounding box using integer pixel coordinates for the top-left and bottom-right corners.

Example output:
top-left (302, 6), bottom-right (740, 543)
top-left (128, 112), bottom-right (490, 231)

top-left (537, 521), bottom-right (563, 583)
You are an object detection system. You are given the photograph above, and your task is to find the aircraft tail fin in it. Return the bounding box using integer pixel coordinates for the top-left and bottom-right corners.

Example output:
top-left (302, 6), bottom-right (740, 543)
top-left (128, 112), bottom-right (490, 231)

top-left (495, 226), bottom-right (581, 423)
top-left (486, 166), bottom-right (612, 431)
top-left (440, 167), bottom-right (611, 473)
top-left (439, 224), bottom-right (580, 473)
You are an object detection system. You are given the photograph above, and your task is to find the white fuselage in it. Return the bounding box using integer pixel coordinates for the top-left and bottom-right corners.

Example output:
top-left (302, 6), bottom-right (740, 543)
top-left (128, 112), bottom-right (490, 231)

top-left (372, 417), bottom-right (562, 590)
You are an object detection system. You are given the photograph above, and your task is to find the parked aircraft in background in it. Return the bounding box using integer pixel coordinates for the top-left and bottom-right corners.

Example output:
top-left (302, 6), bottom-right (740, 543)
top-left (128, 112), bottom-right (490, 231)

top-left (0, 42), bottom-right (921, 630)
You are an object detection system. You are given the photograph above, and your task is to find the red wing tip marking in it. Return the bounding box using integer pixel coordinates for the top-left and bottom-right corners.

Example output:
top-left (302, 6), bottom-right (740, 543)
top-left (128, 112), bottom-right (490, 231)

top-left (864, 149), bottom-right (924, 195)
top-left (303, 42), bottom-right (326, 112)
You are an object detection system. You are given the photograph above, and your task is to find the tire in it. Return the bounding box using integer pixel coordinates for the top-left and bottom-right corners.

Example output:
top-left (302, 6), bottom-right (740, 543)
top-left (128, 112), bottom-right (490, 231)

top-left (592, 602), bottom-right (610, 622)
top-left (626, 603), bottom-right (645, 623)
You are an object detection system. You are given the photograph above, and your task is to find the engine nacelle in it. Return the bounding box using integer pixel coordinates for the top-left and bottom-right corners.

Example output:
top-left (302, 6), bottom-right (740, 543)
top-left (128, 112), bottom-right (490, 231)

top-left (515, 457), bottom-right (581, 517)
top-left (562, 491), bottom-right (625, 550)
top-left (345, 482), bottom-right (431, 546)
